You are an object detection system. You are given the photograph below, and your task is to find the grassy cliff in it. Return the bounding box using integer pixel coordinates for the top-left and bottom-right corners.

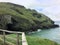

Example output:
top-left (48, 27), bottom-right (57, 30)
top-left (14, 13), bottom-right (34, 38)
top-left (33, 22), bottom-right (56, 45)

top-left (0, 2), bottom-right (59, 32)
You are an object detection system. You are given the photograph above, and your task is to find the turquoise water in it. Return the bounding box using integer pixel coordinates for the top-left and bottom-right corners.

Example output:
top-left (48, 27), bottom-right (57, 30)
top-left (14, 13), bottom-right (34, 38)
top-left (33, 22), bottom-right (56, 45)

top-left (29, 21), bottom-right (60, 44)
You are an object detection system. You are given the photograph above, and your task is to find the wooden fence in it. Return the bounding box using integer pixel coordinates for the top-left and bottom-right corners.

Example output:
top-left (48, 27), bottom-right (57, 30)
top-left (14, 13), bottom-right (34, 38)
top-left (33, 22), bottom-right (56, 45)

top-left (0, 29), bottom-right (28, 45)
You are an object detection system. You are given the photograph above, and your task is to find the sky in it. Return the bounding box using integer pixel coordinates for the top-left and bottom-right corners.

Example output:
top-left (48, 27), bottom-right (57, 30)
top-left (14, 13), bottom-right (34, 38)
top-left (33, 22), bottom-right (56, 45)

top-left (0, 0), bottom-right (60, 21)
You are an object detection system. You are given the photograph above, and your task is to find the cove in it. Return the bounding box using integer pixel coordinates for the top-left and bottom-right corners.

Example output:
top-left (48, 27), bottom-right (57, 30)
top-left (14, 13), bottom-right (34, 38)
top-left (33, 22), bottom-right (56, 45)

top-left (27, 21), bottom-right (60, 44)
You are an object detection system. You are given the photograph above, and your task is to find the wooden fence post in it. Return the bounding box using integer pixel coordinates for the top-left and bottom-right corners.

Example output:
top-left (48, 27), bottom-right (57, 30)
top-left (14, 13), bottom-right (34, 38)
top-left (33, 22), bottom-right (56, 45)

top-left (3, 31), bottom-right (5, 45)
top-left (16, 33), bottom-right (19, 45)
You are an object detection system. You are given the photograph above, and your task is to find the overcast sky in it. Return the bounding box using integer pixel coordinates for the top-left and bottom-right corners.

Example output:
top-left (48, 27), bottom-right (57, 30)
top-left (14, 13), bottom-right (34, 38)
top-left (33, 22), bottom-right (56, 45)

top-left (0, 0), bottom-right (60, 21)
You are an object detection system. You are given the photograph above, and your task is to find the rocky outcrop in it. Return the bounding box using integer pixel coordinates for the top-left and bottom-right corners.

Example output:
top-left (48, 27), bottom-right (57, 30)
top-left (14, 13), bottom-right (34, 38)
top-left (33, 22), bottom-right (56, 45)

top-left (0, 15), bottom-right (12, 29)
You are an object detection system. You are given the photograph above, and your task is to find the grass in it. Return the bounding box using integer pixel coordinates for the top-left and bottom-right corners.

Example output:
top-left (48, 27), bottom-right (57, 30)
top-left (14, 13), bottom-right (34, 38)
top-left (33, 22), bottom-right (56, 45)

top-left (0, 38), bottom-right (4, 45)
top-left (26, 36), bottom-right (60, 45)
top-left (0, 34), bottom-right (22, 45)
top-left (0, 34), bottom-right (60, 45)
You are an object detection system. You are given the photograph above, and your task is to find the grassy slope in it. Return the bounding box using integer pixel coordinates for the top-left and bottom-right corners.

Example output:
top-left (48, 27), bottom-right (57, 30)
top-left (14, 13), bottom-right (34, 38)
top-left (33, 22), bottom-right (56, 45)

top-left (26, 36), bottom-right (60, 45)
top-left (0, 34), bottom-right (22, 45)
top-left (0, 34), bottom-right (60, 45)
top-left (0, 38), bottom-right (4, 45)
top-left (0, 2), bottom-right (55, 31)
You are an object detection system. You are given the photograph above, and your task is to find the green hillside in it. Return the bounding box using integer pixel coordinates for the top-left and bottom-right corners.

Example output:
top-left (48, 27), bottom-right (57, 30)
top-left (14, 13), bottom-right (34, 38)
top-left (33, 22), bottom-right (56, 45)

top-left (26, 36), bottom-right (60, 45)
top-left (0, 2), bottom-right (59, 32)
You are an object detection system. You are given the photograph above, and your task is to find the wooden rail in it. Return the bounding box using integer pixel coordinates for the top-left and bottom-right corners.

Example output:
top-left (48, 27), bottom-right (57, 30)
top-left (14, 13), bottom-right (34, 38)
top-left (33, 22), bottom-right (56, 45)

top-left (0, 29), bottom-right (28, 45)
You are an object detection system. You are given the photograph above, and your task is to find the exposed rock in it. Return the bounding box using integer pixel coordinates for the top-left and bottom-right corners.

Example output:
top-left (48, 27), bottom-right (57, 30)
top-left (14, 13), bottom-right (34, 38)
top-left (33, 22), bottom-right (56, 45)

top-left (0, 15), bottom-right (12, 29)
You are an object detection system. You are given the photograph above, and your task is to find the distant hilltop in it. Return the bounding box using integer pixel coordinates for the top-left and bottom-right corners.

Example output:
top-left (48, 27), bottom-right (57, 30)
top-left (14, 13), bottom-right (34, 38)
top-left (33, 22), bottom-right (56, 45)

top-left (0, 2), bottom-right (59, 32)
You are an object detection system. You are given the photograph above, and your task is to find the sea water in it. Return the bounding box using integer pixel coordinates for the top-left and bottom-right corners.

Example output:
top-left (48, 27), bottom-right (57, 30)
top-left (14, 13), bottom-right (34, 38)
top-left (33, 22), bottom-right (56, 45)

top-left (29, 21), bottom-right (60, 44)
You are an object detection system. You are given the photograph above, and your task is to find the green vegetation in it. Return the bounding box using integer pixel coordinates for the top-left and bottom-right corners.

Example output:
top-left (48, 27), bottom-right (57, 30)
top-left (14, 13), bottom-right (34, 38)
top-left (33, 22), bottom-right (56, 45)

top-left (0, 2), bottom-right (59, 45)
top-left (0, 34), bottom-right (60, 45)
top-left (26, 36), bottom-right (60, 45)
top-left (0, 34), bottom-right (22, 45)
top-left (0, 38), bottom-right (4, 45)
top-left (0, 2), bottom-right (58, 32)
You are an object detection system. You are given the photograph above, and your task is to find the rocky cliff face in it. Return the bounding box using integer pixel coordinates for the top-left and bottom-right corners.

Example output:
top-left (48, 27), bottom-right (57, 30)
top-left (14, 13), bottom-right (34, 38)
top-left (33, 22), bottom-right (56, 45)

top-left (0, 15), bottom-right (12, 29)
top-left (0, 2), bottom-right (59, 32)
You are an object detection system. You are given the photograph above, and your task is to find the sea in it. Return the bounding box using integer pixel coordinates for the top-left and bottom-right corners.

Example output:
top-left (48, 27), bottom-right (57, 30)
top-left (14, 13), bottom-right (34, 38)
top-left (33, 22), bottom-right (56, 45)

top-left (28, 21), bottom-right (60, 44)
